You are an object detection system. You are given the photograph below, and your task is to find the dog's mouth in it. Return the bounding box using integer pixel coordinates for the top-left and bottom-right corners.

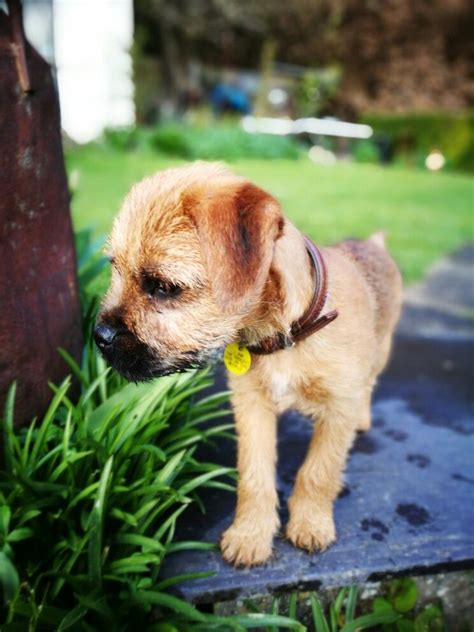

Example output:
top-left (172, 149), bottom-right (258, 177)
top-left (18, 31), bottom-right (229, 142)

top-left (96, 332), bottom-right (221, 382)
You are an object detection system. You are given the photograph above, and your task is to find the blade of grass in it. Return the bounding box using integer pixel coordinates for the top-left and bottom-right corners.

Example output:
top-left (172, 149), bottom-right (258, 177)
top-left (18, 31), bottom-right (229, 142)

top-left (57, 603), bottom-right (88, 631)
top-left (62, 409), bottom-right (72, 460)
top-left (114, 533), bottom-right (165, 552)
top-left (266, 595), bottom-right (280, 632)
top-left (109, 508), bottom-right (138, 527)
top-left (67, 482), bottom-right (100, 512)
top-left (88, 455), bottom-right (113, 587)
top-left (0, 550), bottom-right (20, 605)
top-left (154, 571), bottom-right (215, 591)
top-left (58, 348), bottom-right (88, 388)
top-left (345, 586), bottom-right (358, 622)
top-left (289, 592), bottom-right (297, 621)
top-left (155, 450), bottom-right (187, 485)
top-left (30, 378), bottom-right (71, 463)
top-left (21, 417), bottom-right (37, 468)
top-left (50, 451), bottom-right (94, 482)
top-left (2, 382), bottom-right (17, 475)
top-left (332, 588), bottom-right (347, 631)
top-left (7, 527), bottom-right (33, 543)
top-left (341, 610), bottom-right (399, 632)
top-left (132, 590), bottom-right (207, 623)
top-left (217, 612), bottom-right (305, 630)
top-left (166, 540), bottom-right (216, 553)
top-left (81, 367), bottom-right (112, 407)
top-left (0, 505), bottom-right (11, 538)
top-left (310, 593), bottom-right (330, 632)
top-left (177, 467), bottom-right (234, 495)
top-left (152, 505), bottom-right (188, 542)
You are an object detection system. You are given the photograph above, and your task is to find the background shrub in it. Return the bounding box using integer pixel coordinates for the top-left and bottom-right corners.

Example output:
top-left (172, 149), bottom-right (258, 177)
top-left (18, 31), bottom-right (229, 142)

top-left (103, 123), bottom-right (301, 161)
top-left (102, 126), bottom-right (143, 152)
top-left (351, 139), bottom-right (380, 164)
top-left (360, 111), bottom-right (474, 171)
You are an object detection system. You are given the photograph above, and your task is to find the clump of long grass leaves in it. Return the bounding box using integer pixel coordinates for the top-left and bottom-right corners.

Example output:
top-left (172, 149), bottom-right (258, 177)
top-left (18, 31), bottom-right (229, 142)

top-left (0, 232), bottom-right (303, 631)
top-left (245, 589), bottom-right (400, 632)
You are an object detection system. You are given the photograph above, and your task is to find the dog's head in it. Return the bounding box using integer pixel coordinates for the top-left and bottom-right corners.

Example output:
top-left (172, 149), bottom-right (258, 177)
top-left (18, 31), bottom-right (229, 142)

top-left (94, 162), bottom-right (284, 380)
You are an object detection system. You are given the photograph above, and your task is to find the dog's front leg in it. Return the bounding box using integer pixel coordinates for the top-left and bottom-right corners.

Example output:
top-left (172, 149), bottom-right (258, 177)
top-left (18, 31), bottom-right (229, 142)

top-left (287, 399), bottom-right (357, 552)
top-left (221, 385), bottom-right (279, 566)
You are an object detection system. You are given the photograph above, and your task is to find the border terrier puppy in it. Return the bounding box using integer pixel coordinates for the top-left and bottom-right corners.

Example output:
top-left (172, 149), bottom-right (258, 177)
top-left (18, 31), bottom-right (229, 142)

top-left (95, 162), bottom-right (402, 567)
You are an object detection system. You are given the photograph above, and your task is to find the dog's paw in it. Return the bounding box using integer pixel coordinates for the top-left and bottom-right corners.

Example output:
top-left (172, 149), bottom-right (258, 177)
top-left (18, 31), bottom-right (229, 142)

top-left (220, 523), bottom-right (274, 567)
top-left (286, 503), bottom-right (336, 553)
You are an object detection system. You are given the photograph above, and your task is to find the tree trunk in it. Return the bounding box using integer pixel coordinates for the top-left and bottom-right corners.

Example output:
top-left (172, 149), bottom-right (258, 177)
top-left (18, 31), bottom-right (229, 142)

top-left (0, 2), bottom-right (82, 426)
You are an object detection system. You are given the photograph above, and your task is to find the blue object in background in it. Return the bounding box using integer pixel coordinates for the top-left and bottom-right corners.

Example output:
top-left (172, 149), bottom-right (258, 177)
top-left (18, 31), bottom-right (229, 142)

top-left (210, 83), bottom-right (251, 114)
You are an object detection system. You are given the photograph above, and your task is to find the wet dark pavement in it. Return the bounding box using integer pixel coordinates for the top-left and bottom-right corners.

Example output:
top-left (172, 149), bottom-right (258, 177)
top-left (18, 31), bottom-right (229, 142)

top-left (161, 245), bottom-right (474, 604)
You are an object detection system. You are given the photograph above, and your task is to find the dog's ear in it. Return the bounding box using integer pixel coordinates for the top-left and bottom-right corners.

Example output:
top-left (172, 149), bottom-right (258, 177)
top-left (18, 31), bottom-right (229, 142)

top-left (189, 181), bottom-right (284, 313)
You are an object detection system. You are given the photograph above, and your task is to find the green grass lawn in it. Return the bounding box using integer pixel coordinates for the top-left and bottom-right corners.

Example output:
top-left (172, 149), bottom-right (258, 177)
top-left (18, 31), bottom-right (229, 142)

top-left (67, 145), bottom-right (473, 284)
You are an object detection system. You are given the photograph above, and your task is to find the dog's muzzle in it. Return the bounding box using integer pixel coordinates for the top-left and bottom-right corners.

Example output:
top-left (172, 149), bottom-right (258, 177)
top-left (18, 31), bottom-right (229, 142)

top-left (94, 317), bottom-right (158, 380)
top-left (93, 316), bottom-right (208, 381)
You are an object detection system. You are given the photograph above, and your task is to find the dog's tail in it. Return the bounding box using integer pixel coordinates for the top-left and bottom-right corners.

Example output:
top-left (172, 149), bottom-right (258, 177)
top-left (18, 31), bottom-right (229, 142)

top-left (369, 230), bottom-right (386, 250)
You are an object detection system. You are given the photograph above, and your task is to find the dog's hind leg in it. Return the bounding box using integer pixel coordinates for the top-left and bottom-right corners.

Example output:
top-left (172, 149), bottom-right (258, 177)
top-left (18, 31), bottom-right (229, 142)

top-left (356, 384), bottom-right (374, 432)
top-left (286, 397), bottom-right (358, 552)
top-left (356, 332), bottom-right (395, 433)
top-left (221, 386), bottom-right (280, 567)
top-left (374, 332), bottom-right (394, 376)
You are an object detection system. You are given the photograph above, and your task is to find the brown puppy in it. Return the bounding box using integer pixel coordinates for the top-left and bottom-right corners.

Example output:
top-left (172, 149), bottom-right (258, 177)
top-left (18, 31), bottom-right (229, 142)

top-left (95, 161), bottom-right (402, 567)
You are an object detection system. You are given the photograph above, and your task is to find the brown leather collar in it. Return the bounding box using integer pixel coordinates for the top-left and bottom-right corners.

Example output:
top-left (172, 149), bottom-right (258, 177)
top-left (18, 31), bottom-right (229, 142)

top-left (247, 236), bottom-right (338, 355)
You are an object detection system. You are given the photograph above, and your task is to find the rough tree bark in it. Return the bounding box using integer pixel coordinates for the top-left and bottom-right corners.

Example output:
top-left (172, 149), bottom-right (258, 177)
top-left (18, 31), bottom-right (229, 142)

top-left (0, 2), bottom-right (82, 426)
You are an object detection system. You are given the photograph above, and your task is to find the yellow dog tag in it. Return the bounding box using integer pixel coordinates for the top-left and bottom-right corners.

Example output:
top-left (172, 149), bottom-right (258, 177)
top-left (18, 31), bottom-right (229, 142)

top-left (224, 343), bottom-right (252, 375)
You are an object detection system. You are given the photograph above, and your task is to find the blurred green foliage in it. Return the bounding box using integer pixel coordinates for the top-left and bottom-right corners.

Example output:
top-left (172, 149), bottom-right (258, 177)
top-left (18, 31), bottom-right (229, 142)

top-left (374, 578), bottom-right (445, 632)
top-left (103, 126), bottom-right (144, 152)
top-left (246, 587), bottom-right (400, 631)
top-left (296, 66), bottom-right (342, 117)
top-left (360, 111), bottom-right (474, 172)
top-left (103, 124), bottom-right (301, 161)
top-left (103, 113), bottom-right (474, 173)
top-left (351, 139), bottom-right (380, 164)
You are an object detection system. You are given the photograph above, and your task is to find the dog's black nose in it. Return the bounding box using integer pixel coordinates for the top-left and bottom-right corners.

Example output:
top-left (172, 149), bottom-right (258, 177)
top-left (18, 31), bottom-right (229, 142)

top-left (94, 323), bottom-right (118, 348)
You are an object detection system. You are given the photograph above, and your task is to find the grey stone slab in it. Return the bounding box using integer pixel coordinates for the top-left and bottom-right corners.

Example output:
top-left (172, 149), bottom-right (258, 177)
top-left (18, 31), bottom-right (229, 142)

top-left (160, 246), bottom-right (474, 603)
top-left (399, 243), bottom-right (474, 339)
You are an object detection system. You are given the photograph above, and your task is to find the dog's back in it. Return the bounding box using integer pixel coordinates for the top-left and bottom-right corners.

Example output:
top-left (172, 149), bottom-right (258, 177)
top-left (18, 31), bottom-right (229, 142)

top-left (334, 233), bottom-right (402, 354)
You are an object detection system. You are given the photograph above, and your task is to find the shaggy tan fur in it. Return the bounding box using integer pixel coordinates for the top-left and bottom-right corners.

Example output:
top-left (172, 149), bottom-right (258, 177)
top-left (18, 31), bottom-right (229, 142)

top-left (98, 161), bottom-right (403, 567)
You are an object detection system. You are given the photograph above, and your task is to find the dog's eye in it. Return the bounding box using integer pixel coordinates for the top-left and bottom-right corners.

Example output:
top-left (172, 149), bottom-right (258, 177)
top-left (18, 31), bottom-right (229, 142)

top-left (141, 276), bottom-right (182, 300)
